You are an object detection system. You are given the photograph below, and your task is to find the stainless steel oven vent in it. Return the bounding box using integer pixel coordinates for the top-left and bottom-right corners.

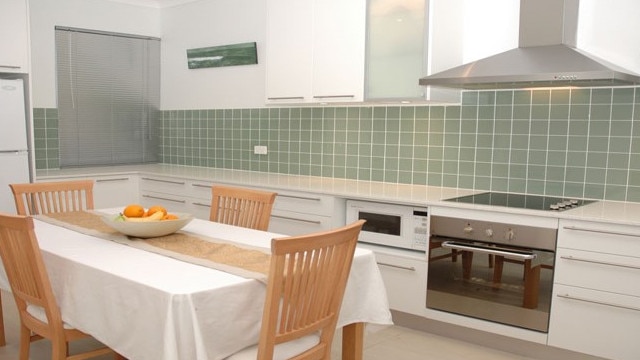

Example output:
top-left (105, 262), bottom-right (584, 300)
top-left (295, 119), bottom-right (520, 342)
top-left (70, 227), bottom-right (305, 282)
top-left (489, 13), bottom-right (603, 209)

top-left (419, 0), bottom-right (640, 89)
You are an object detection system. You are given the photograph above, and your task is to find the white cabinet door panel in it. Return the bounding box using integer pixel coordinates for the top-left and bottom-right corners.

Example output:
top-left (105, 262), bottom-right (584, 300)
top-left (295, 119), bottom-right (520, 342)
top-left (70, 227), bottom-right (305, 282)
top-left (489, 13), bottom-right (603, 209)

top-left (0, 0), bottom-right (29, 73)
top-left (374, 252), bottom-right (427, 316)
top-left (548, 284), bottom-right (640, 360)
top-left (555, 247), bottom-right (640, 297)
top-left (265, 0), bottom-right (313, 102)
top-left (268, 209), bottom-right (331, 236)
top-left (312, 0), bottom-right (365, 102)
top-left (94, 175), bottom-right (138, 209)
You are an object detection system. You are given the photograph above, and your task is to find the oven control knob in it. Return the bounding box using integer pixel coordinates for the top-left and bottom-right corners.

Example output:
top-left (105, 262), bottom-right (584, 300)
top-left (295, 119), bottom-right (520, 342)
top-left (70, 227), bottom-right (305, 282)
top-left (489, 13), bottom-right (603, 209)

top-left (485, 228), bottom-right (494, 238)
top-left (505, 228), bottom-right (515, 241)
top-left (463, 224), bottom-right (473, 234)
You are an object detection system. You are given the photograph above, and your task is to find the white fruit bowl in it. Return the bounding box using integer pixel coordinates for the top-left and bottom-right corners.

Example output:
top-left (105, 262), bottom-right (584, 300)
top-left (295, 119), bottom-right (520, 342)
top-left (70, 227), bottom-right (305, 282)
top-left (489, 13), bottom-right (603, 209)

top-left (101, 213), bottom-right (194, 238)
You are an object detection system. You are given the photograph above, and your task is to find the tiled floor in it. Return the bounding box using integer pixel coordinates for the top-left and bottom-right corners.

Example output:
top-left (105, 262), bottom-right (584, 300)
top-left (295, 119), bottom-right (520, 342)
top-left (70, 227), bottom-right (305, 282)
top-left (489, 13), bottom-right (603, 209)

top-left (331, 325), bottom-right (538, 360)
top-left (0, 289), bottom-right (539, 360)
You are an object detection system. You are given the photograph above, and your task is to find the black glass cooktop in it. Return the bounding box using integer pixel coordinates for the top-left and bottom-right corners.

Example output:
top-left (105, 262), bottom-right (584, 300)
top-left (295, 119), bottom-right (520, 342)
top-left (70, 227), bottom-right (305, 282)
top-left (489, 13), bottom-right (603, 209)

top-left (444, 192), bottom-right (596, 211)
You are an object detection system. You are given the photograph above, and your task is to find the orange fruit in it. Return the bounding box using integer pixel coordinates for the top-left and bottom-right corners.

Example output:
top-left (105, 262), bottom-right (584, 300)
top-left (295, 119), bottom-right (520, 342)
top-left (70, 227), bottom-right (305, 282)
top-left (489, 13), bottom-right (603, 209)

top-left (146, 205), bottom-right (168, 218)
top-left (123, 204), bottom-right (145, 218)
top-left (163, 213), bottom-right (179, 220)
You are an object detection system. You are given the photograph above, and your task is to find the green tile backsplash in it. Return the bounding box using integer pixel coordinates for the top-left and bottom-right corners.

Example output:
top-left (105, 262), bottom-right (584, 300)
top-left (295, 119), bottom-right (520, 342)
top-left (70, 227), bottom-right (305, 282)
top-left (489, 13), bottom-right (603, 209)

top-left (35, 86), bottom-right (640, 202)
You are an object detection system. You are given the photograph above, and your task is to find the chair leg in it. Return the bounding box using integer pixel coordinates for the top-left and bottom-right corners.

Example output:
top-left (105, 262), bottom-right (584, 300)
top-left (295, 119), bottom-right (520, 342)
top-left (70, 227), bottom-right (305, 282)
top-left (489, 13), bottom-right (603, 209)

top-left (19, 325), bottom-right (31, 360)
top-left (0, 293), bottom-right (5, 347)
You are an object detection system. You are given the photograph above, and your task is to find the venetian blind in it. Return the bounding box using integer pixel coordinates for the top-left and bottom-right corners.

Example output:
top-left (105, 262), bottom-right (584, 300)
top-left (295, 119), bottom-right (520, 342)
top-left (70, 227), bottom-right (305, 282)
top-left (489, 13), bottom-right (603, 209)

top-left (55, 27), bottom-right (161, 167)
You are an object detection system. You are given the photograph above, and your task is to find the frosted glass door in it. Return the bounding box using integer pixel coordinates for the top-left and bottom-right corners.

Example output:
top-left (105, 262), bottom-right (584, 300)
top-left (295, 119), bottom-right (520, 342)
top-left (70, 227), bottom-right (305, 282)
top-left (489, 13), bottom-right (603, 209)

top-left (365, 0), bottom-right (427, 100)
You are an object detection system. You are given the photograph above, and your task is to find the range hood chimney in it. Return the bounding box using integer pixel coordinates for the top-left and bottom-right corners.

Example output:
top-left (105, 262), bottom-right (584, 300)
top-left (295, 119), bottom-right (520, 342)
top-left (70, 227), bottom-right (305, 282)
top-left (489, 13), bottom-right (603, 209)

top-left (419, 0), bottom-right (640, 89)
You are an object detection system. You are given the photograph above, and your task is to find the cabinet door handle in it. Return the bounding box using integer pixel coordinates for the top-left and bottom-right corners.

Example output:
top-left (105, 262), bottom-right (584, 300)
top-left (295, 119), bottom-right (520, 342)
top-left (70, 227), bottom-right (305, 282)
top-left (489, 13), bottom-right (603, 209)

top-left (563, 225), bottom-right (640, 239)
top-left (95, 177), bottom-right (129, 183)
top-left (142, 194), bottom-right (186, 203)
top-left (191, 183), bottom-right (211, 189)
top-left (192, 202), bottom-right (211, 208)
top-left (267, 96), bottom-right (305, 100)
top-left (277, 194), bottom-right (322, 202)
top-left (560, 255), bottom-right (640, 270)
top-left (141, 177), bottom-right (185, 185)
top-left (270, 214), bottom-right (322, 225)
top-left (0, 65), bottom-right (21, 69)
top-left (376, 262), bottom-right (416, 272)
top-left (312, 95), bottom-right (355, 99)
top-left (557, 293), bottom-right (640, 312)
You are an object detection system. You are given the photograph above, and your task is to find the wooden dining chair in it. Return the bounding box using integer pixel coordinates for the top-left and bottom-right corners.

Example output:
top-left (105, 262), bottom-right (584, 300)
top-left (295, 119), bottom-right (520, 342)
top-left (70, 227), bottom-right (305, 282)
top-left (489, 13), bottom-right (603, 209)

top-left (9, 180), bottom-right (95, 216)
top-left (226, 219), bottom-right (366, 360)
top-left (3, 180), bottom-right (94, 347)
top-left (0, 213), bottom-right (125, 360)
top-left (210, 185), bottom-right (277, 231)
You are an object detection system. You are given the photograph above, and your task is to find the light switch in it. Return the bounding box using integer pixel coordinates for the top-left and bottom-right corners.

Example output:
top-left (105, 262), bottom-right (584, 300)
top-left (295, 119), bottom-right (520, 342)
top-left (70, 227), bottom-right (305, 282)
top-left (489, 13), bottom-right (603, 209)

top-left (254, 145), bottom-right (267, 155)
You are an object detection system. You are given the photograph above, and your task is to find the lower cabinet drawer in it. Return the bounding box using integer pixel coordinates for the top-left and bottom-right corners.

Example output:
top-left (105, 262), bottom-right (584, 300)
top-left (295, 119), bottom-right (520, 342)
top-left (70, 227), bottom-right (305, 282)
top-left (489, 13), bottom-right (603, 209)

top-left (268, 210), bottom-right (332, 236)
top-left (555, 248), bottom-right (640, 297)
top-left (140, 191), bottom-right (189, 214)
top-left (273, 191), bottom-right (335, 216)
top-left (548, 284), bottom-right (640, 360)
top-left (185, 197), bottom-right (212, 220)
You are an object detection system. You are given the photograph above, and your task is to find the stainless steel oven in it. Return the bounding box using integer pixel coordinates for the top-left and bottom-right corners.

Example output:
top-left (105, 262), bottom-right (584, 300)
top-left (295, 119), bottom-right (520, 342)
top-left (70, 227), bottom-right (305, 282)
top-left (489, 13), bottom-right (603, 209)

top-left (426, 193), bottom-right (595, 333)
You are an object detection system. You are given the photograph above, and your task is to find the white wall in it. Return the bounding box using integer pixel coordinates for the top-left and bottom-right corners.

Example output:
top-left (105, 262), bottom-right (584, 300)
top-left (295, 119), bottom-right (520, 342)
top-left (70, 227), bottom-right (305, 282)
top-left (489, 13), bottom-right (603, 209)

top-left (461, 0), bottom-right (519, 63)
top-left (29, 0), bottom-right (161, 108)
top-left (160, 0), bottom-right (266, 110)
top-left (577, 0), bottom-right (640, 74)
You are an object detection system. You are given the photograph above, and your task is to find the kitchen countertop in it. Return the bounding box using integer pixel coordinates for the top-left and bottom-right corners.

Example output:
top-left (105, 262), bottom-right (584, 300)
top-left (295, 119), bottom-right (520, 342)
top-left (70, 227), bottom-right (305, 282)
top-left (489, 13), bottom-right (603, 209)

top-left (37, 164), bottom-right (640, 228)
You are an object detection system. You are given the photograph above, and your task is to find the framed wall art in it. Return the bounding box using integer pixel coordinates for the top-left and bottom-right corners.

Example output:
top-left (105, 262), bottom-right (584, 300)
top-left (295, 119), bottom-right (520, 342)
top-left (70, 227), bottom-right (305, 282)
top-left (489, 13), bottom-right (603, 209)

top-left (187, 42), bottom-right (258, 69)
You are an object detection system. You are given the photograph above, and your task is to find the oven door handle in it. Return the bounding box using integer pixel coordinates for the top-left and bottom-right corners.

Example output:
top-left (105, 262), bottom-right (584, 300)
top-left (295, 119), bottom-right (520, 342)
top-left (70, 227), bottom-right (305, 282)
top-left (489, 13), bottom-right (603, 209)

top-left (441, 241), bottom-right (537, 260)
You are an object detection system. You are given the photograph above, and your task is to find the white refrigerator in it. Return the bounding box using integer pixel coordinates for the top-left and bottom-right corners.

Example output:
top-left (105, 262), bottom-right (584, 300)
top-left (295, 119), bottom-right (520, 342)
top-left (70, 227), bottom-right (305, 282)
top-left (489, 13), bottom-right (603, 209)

top-left (0, 78), bottom-right (31, 213)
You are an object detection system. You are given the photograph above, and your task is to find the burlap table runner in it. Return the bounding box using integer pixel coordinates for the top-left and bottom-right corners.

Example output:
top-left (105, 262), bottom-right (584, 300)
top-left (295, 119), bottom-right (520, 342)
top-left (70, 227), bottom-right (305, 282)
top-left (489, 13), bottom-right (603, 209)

top-left (35, 211), bottom-right (271, 283)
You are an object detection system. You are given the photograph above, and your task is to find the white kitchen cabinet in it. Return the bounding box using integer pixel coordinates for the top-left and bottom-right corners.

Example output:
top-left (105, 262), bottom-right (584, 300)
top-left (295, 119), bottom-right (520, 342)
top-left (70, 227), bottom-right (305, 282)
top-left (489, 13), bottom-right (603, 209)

top-left (370, 250), bottom-right (427, 316)
top-left (93, 175), bottom-right (139, 209)
top-left (141, 176), bottom-right (345, 235)
top-left (191, 178), bottom-right (345, 235)
top-left (139, 175), bottom-right (191, 214)
top-left (269, 189), bottom-right (345, 236)
top-left (0, 0), bottom-right (30, 73)
top-left (265, 0), bottom-right (366, 104)
top-left (548, 219), bottom-right (640, 360)
top-left (365, 0), bottom-right (431, 100)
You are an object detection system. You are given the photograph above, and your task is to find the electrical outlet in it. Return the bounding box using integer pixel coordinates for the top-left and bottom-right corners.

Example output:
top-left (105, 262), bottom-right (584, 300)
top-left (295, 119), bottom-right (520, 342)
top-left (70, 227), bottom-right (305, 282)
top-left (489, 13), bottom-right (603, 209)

top-left (254, 145), bottom-right (267, 155)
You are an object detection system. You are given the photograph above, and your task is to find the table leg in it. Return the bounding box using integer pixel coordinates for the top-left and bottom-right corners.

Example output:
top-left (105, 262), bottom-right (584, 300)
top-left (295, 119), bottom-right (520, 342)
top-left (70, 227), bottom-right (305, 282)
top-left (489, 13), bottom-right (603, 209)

top-left (0, 293), bottom-right (5, 347)
top-left (342, 322), bottom-right (364, 360)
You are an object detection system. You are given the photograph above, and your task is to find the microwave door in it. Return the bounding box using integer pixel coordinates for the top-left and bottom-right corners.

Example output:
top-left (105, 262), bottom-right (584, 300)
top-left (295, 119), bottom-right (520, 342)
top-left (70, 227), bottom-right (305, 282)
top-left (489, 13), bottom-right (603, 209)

top-left (359, 210), bottom-right (402, 237)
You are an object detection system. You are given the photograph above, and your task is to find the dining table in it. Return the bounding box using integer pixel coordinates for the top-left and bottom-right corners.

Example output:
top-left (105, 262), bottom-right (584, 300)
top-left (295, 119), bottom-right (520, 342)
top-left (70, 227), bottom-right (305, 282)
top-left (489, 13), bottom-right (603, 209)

top-left (0, 209), bottom-right (393, 360)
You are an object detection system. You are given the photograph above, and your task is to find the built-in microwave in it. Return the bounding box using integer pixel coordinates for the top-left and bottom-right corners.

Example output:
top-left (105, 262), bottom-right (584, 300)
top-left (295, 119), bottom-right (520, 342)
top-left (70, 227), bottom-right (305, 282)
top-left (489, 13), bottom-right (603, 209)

top-left (346, 200), bottom-right (428, 251)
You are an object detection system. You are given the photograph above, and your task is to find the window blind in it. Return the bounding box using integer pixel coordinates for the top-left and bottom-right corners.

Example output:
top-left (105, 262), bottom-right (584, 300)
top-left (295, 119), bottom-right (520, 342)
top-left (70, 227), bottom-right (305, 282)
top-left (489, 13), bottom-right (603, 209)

top-left (55, 27), bottom-right (161, 167)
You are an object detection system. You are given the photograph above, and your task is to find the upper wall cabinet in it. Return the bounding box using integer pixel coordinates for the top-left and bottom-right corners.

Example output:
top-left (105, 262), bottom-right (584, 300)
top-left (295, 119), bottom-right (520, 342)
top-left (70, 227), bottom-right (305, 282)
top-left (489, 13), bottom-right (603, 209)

top-left (0, 0), bottom-right (30, 73)
top-left (265, 0), bottom-right (366, 104)
top-left (365, 0), bottom-right (432, 101)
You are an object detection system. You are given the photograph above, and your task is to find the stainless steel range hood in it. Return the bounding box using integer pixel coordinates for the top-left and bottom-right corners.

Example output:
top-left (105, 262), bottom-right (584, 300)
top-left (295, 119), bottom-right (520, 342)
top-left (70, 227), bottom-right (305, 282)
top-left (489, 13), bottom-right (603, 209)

top-left (419, 0), bottom-right (640, 89)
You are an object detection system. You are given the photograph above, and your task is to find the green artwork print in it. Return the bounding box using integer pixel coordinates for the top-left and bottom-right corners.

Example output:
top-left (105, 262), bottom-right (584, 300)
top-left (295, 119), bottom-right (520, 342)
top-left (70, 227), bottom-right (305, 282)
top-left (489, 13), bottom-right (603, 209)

top-left (187, 42), bottom-right (258, 69)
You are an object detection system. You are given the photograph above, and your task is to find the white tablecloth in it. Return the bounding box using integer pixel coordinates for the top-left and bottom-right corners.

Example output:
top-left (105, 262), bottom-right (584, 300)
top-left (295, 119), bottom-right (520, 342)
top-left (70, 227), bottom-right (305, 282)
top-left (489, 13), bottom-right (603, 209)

top-left (0, 216), bottom-right (393, 360)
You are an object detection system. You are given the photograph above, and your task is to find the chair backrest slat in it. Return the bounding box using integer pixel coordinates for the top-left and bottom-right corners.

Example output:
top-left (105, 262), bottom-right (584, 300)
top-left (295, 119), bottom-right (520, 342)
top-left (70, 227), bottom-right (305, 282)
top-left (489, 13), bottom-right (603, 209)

top-left (10, 180), bottom-right (94, 216)
top-left (210, 185), bottom-right (277, 231)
